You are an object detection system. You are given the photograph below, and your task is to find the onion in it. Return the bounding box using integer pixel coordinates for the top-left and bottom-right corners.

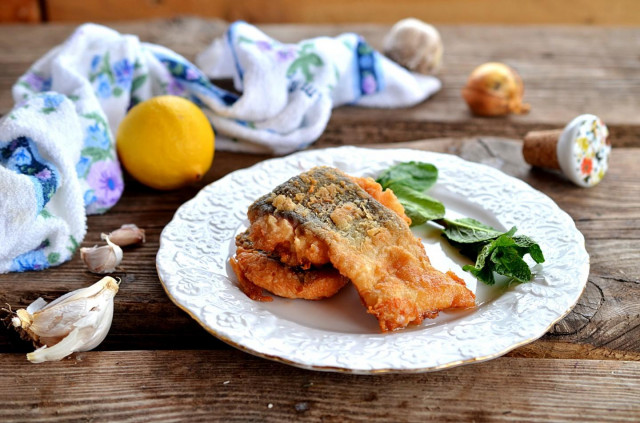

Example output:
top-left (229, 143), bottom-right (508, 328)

top-left (462, 62), bottom-right (530, 116)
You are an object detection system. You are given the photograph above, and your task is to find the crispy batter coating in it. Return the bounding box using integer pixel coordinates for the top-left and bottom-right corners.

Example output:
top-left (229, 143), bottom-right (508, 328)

top-left (243, 166), bottom-right (475, 331)
top-left (231, 231), bottom-right (347, 301)
top-left (349, 176), bottom-right (412, 225)
top-left (231, 246), bottom-right (349, 301)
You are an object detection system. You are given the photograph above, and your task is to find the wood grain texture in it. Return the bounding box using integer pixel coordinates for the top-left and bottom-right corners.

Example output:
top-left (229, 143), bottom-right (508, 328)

top-left (0, 351), bottom-right (638, 422)
top-left (44, 0), bottom-right (640, 25)
top-left (0, 19), bottom-right (639, 145)
top-left (0, 0), bottom-right (41, 23)
top-left (0, 140), bottom-right (638, 363)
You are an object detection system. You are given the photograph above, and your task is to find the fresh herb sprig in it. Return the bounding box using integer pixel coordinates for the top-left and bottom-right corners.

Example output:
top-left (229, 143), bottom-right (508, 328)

top-left (375, 162), bottom-right (444, 225)
top-left (376, 162), bottom-right (545, 285)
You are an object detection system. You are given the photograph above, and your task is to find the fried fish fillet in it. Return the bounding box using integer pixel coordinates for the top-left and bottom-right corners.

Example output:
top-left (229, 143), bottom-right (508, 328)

top-left (242, 166), bottom-right (475, 331)
top-left (230, 233), bottom-right (349, 301)
top-left (231, 174), bottom-right (411, 301)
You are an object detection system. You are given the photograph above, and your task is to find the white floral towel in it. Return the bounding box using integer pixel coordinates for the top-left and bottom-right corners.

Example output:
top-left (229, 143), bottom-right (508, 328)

top-left (1, 22), bottom-right (440, 273)
top-left (196, 21), bottom-right (441, 153)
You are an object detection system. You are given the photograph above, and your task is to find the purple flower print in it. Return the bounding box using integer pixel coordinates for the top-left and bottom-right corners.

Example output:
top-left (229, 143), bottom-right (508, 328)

top-left (87, 160), bottom-right (123, 209)
top-left (24, 72), bottom-right (51, 92)
top-left (113, 58), bottom-right (133, 88)
top-left (35, 168), bottom-right (52, 181)
top-left (361, 73), bottom-right (377, 95)
top-left (256, 40), bottom-right (273, 51)
top-left (166, 79), bottom-right (185, 95)
top-left (185, 67), bottom-right (200, 81)
top-left (276, 48), bottom-right (296, 62)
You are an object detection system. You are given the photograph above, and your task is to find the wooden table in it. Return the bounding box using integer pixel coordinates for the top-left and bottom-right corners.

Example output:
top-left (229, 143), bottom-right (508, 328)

top-left (0, 18), bottom-right (639, 422)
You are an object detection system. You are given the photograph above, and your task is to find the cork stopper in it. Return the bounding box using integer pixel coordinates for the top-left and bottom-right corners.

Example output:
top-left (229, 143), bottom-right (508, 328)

top-left (523, 129), bottom-right (563, 170)
top-left (522, 114), bottom-right (611, 187)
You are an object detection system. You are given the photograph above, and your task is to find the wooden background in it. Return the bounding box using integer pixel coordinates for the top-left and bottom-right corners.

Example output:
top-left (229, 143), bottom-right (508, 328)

top-left (2, 0), bottom-right (640, 24)
top-left (0, 15), bottom-right (638, 421)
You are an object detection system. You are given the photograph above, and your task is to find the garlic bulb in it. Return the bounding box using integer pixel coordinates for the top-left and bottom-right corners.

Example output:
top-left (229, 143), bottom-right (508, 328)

top-left (80, 234), bottom-right (123, 273)
top-left (11, 276), bottom-right (120, 363)
top-left (462, 62), bottom-right (530, 116)
top-left (108, 224), bottom-right (146, 247)
top-left (383, 18), bottom-right (443, 75)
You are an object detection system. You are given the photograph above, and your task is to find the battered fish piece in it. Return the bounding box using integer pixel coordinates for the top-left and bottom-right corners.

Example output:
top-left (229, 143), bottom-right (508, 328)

top-left (231, 175), bottom-right (411, 300)
top-left (231, 247), bottom-right (349, 301)
top-left (245, 175), bottom-right (411, 269)
top-left (246, 166), bottom-right (475, 331)
top-left (230, 233), bottom-right (349, 301)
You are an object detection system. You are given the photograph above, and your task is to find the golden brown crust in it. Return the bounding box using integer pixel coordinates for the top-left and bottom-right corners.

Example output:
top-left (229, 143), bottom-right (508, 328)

top-left (235, 166), bottom-right (475, 331)
top-left (231, 247), bottom-right (348, 300)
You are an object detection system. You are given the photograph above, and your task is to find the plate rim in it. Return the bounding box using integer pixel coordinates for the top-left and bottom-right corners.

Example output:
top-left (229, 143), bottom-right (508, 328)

top-left (156, 146), bottom-right (589, 374)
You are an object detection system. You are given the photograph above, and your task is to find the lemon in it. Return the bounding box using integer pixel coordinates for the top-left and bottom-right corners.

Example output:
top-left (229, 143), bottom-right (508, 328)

top-left (116, 95), bottom-right (215, 190)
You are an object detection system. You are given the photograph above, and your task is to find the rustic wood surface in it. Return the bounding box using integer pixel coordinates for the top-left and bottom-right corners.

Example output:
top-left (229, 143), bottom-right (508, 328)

top-left (4, 0), bottom-right (640, 25)
top-left (0, 19), bottom-right (639, 422)
top-left (0, 0), bottom-right (41, 23)
top-left (41, 0), bottom-right (640, 25)
top-left (1, 19), bottom-right (640, 146)
top-left (0, 351), bottom-right (639, 422)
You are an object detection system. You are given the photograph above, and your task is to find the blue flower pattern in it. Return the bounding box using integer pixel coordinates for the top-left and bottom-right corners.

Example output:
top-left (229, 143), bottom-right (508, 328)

top-left (83, 189), bottom-right (97, 207)
top-left (0, 136), bottom-right (59, 215)
top-left (355, 39), bottom-right (383, 96)
top-left (113, 58), bottom-right (133, 89)
top-left (96, 74), bottom-right (111, 99)
top-left (75, 155), bottom-right (91, 178)
top-left (10, 249), bottom-right (49, 272)
top-left (154, 52), bottom-right (238, 106)
top-left (84, 122), bottom-right (110, 149)
top-left (44, 94), bottom-right (64, 109)
top-left (90, 55), bottom-right (101, 72)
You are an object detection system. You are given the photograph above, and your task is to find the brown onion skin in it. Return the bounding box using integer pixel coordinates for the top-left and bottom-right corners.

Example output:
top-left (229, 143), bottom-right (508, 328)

top-left (462, 62), bottom-right (530, 117)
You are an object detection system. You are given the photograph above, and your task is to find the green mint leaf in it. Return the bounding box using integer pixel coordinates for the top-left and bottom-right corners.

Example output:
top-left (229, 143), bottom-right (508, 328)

top-left (375, 161), bottom-right (545, 286)
top-left (439, 217), bottom-right (503, 244)
top-left (490, 246), bottom-right (532, 283)
top-left (463, 263), bottom-right (496, 285)
top-left (376, 161), bottom-right (438, 192)
top-left (513, 235), bottom-right (546, 263)
top-left (387, 184), bottom-right (445, 226)
top-left (454, 227), bottom-right (543, 285)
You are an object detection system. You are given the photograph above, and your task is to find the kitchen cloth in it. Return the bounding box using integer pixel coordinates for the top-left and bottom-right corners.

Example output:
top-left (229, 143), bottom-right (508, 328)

top-left (0, 22), bottom-right (440, 273)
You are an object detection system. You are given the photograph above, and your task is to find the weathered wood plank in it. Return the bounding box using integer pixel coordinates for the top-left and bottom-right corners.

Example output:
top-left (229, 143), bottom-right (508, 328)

top-left (0, 0), bottom-right (41, 23)
top-left (1, 19), bottom-right (639, 145)
top-left (0, 141), bottom-right (638, 360)
top-left (44, 0), bottom-right (640, 25)
top-left (0, 351), bottom-right (638, 422)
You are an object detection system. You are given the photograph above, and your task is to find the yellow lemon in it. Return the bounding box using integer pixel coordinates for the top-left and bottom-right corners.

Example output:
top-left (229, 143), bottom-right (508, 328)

top-left (116, 95), bottom-right (215, 190)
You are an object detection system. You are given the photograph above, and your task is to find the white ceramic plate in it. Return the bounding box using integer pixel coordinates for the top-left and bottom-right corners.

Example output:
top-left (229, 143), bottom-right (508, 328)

top-left (156, 147), bottom-right (589, 374)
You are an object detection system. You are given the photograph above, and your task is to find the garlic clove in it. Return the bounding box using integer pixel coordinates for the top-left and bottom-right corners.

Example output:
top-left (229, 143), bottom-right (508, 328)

top-left (383, 18), bottom-right (443, 75)
top-left (80, 234), bottom-right (123, 273)
top-left (107, 224), bottom-right (146, 247)
top-left (462, 62), bottom-right (530, 116)
top-left (11, 276), bottom-right (120, 363)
